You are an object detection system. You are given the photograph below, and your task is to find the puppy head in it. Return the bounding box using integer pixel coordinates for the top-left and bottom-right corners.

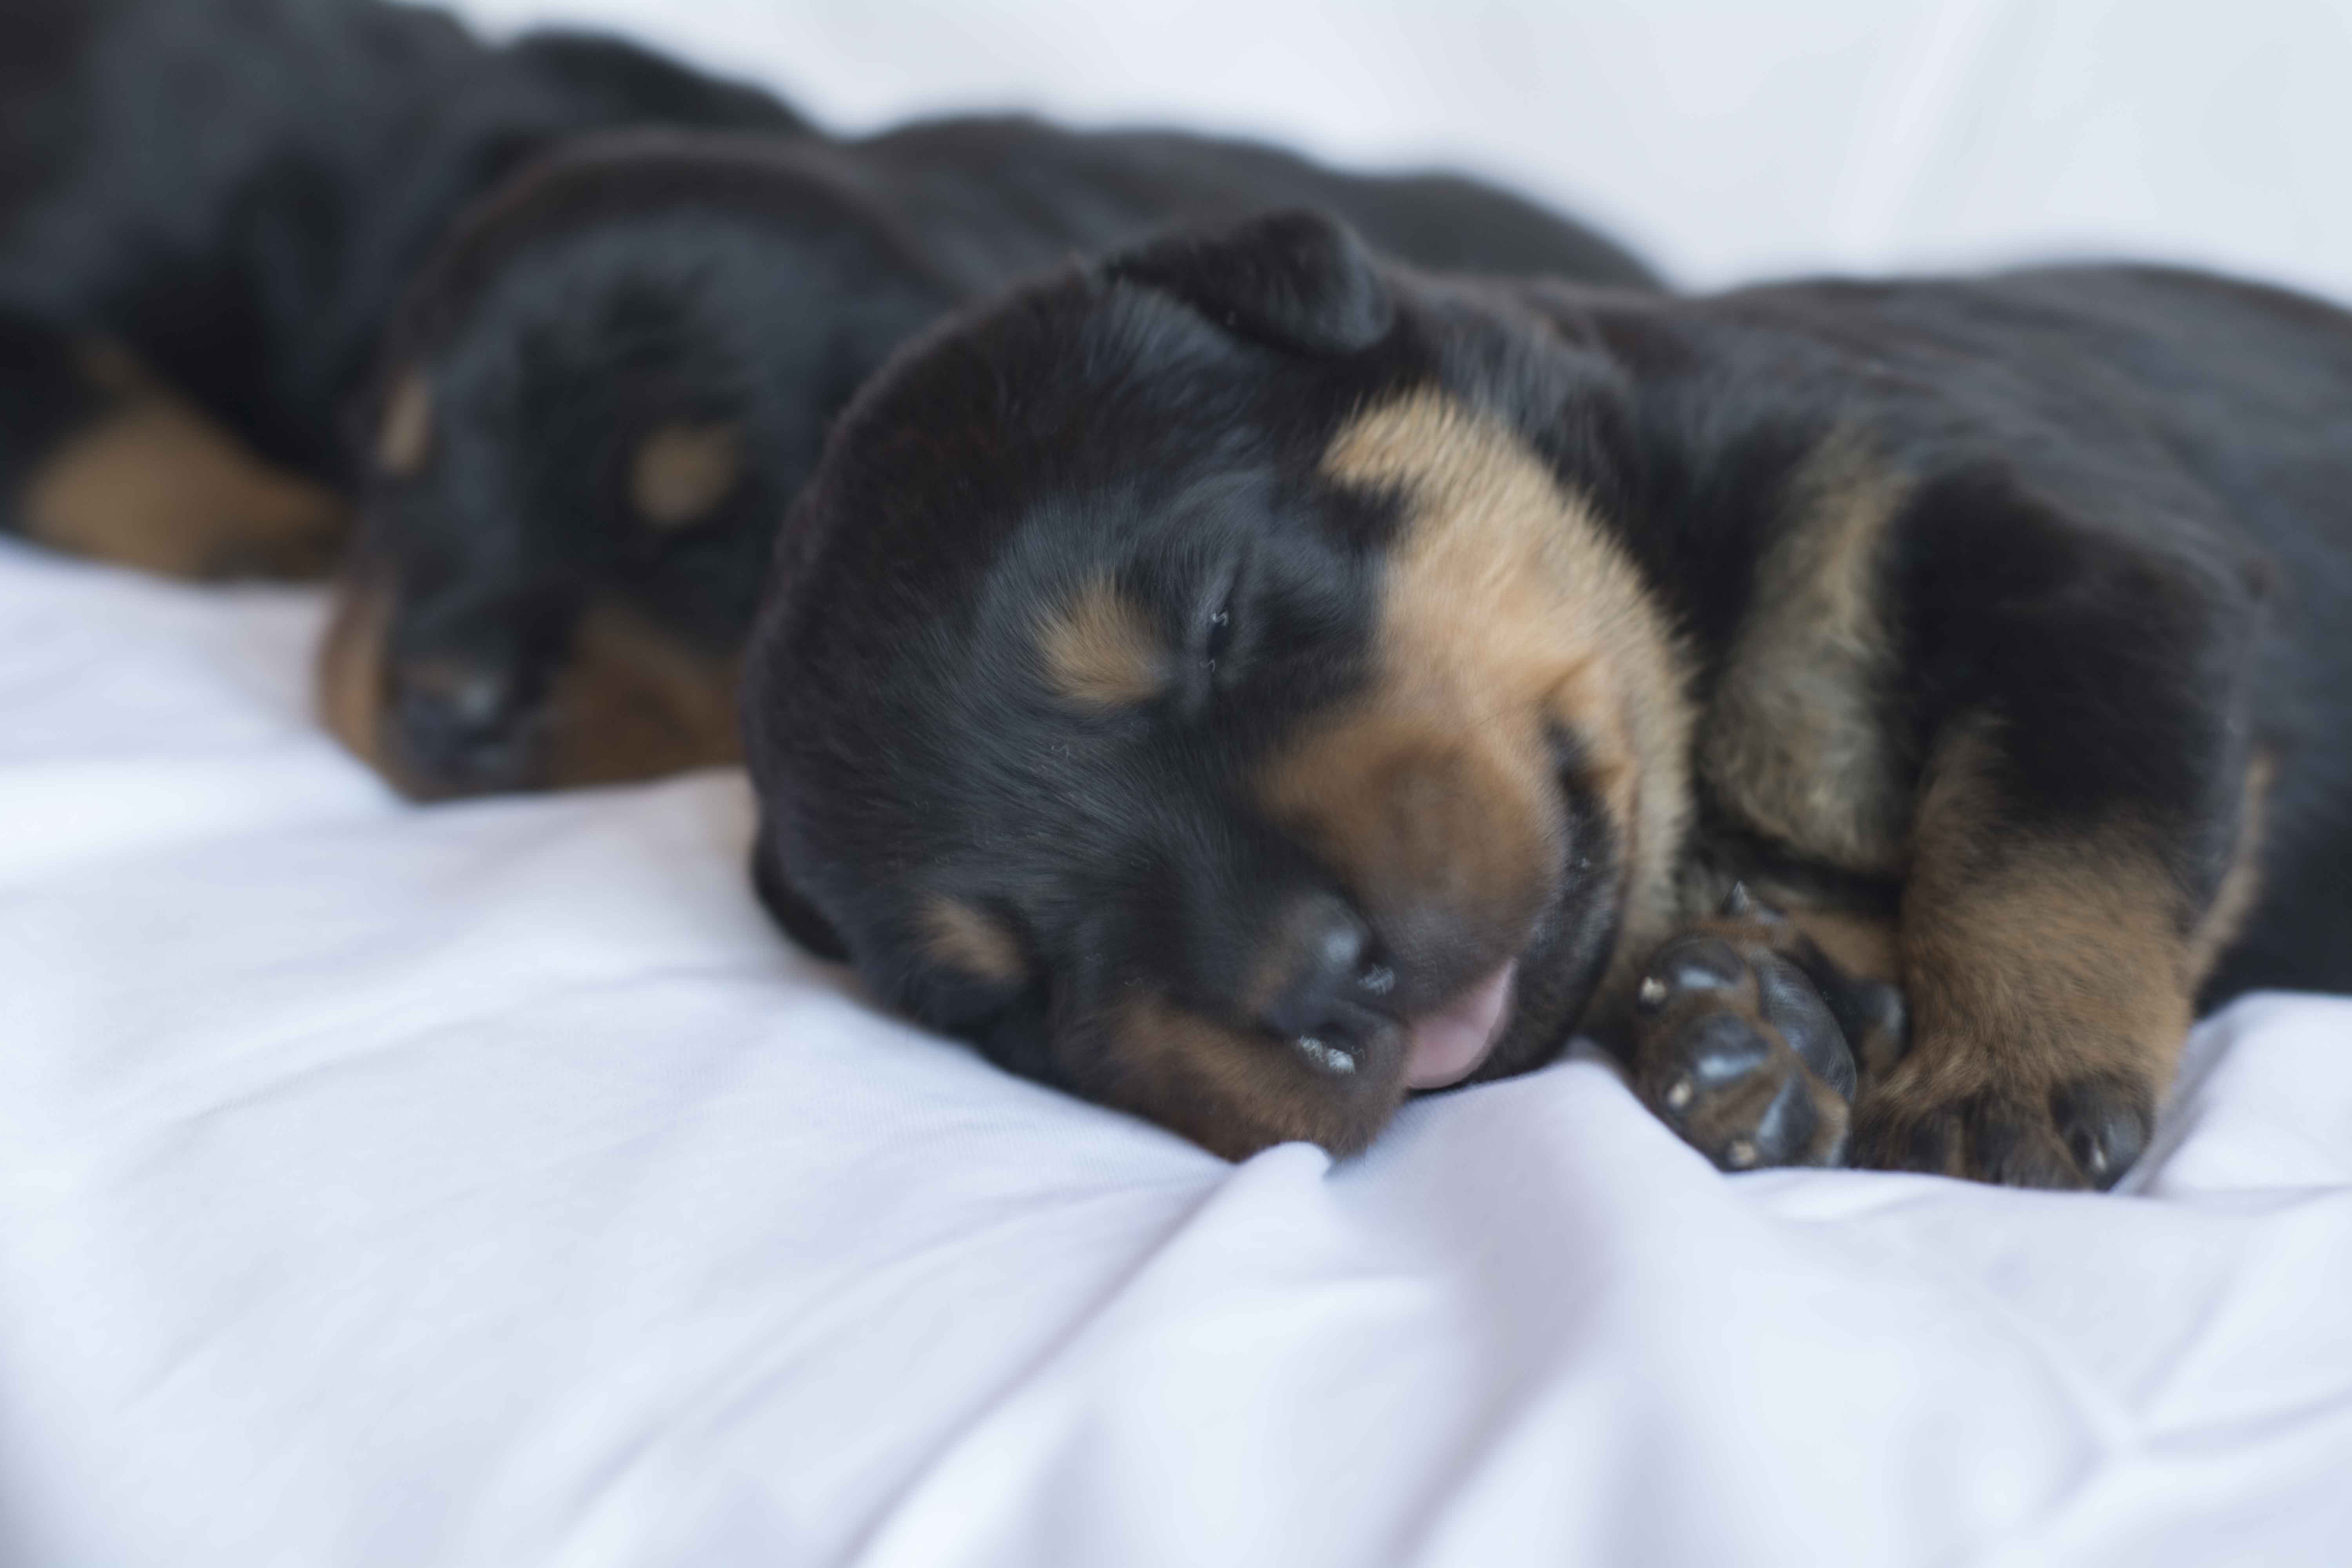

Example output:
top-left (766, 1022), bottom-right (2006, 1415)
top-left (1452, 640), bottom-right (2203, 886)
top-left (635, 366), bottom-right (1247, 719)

top-left (325, 132), bottom-right (954, 800)
top-left (746, 210), bottom-right (1690, 1159)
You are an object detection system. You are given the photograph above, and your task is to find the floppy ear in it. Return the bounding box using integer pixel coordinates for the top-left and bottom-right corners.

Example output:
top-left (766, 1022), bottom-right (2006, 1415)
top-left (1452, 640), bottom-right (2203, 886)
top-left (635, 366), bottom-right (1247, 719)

top-left (751, 828), bottom-right (850, 961)
top-left (1103, 207), bottom-right (1394, 355)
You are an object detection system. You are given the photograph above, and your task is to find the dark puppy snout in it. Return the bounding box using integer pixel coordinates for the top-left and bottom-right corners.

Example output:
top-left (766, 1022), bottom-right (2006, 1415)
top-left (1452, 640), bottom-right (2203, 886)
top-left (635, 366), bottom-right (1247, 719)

top-left (1248, 892), bottom-right (1389, 1047)
top-left (388, 655), bottom-right (537, 789)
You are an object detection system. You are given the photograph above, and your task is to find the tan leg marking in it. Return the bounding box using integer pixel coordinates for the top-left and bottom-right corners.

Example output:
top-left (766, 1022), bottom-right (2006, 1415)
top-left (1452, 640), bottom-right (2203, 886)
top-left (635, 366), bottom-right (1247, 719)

top-left (1859, 720), bottom-right (2195, 1184)
top-left (1702, 432), bottom-right (1910, 874)
top-left (23, 344), bottom-right (347, 579)
top-left (1784, 907), bottom-right (1900, 987)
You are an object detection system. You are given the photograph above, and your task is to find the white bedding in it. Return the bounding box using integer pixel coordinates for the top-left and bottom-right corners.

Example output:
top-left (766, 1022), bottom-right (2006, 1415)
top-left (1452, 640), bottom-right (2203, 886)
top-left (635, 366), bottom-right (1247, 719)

top-left (2, 555), bottom-right (2349, 1568)
top-left (6, 3), bottom-right (2352, 1564)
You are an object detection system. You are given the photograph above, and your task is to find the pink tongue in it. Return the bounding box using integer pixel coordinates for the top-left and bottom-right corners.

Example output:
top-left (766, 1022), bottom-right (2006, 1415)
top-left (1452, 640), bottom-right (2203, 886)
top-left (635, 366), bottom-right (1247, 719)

top-left (1403, 961), bottom-right (1518, 1090)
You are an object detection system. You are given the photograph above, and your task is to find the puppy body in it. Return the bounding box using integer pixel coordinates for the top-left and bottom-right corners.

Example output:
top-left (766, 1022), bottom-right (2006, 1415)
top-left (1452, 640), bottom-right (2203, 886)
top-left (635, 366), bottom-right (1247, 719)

top-left (0, 0), bottom-right (805, 575)
top-left (331, 122), bottom-right (1658, 797)
top-left (744, 212), bottom-right (2352, 1187)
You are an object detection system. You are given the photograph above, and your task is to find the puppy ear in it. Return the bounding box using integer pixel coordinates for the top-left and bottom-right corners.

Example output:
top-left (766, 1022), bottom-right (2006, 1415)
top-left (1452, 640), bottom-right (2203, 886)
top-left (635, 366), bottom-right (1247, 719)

top-left (751, 829), bottom-right (850, 962)
top-left (1104, 208), bottom-right (1393, 355)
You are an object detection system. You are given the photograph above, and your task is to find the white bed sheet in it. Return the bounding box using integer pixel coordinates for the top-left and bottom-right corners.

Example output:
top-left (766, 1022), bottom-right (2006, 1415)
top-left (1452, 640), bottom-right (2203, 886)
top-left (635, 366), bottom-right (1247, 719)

top-left (1, 553), bottom-right (2348, 1568)
top-left (7, 2), bottom-right (2352, 1562)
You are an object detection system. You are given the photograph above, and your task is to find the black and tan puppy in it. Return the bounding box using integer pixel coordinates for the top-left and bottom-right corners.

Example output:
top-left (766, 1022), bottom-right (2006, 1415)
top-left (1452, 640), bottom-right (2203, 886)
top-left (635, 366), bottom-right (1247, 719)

top-left (741, 209), bottom-right (2352, 1189)
top-left (321, 122), bottom-right (1657, 798)
top-left (0, 0), bottom-right (804, 579)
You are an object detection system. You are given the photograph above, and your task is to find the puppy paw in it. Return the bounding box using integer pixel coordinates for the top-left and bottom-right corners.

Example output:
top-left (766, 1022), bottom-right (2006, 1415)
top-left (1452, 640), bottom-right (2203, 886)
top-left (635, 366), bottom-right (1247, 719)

top-left (1630, 920), bottom-right (1863, 1171)
top-left (1851, 1068), bottom-right (2152, 1190)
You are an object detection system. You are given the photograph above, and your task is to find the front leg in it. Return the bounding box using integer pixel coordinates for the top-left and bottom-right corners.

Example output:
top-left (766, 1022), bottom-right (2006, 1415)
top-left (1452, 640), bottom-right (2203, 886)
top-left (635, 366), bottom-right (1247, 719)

top-left (1847, 470), bottom-right (2269, 1189)
top-left (1852, 721), bottom-right (2244, 1188)
top-left (0, 316), bottom-right (347, 580)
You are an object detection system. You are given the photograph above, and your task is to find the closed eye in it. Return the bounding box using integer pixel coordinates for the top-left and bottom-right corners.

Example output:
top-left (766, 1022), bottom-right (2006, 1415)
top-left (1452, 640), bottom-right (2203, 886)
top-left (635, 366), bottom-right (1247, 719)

top-left (1186, 555), bottom-right (1247, 704)
top-left (1204, 595), bottom-right (1235, 671)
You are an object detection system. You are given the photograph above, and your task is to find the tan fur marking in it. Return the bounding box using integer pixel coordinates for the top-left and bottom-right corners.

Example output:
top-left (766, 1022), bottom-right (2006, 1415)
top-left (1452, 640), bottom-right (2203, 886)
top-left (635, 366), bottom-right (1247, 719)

top-left (1272, 390), bottom-right (1693, 1019)
top-left (1036, 574), bottom-right (1169, 709)
top-left (317, 568), bottom-right (396, 779)
top-left (1869, 720), bottom-right (2193, 1158)
top-left (2188, 751), bottom-right (2274, 985)
top-left (375, 367), bottom-right (434, 477)
top-left (920, 895), bottom-right (1028, 986)
top-left (1786, 907), bottom-right (1899, 984)
top-left (1672, 863), bottom-right (1899, 984)
top-left (23, 343), bottom-right (347, 579)
top-left (629, 421), bottom-right (742, 529)
top-left (1101, 994), bottom-right (1399, 1160)
top-left (545, 602), bottom-right (742, 787)
top-left (1703, 433), bottom-right (1909, 873)
top-left (315, 577), bottom-right (739, 799)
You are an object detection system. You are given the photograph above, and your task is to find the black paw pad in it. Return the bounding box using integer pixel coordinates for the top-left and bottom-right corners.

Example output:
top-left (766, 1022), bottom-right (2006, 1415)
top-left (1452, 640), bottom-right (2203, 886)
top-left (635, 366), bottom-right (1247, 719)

top-left (1684, 1012), bottom-right (1772, 1085)
top-left (1632, 933), bottom-right (1856, 1172)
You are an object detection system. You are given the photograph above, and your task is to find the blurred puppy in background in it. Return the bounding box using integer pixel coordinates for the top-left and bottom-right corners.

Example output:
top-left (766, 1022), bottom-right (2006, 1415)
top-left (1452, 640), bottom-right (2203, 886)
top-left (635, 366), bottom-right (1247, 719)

top-left (321, 120), bottom-right (1658, 800)
top-left (0, 0), bottom-right (805, 580)
top-left (741, 209), bottom-right (2352, 1190)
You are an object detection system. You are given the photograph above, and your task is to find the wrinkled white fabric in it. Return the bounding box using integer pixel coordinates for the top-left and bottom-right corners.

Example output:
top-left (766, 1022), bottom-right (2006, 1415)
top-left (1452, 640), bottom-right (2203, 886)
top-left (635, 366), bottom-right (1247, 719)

top-left (1, 543), bottom-right (2347, 1568)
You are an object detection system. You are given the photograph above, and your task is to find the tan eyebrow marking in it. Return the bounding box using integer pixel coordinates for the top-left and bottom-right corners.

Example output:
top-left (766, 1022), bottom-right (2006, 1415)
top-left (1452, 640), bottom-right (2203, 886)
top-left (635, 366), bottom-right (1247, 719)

top-left (920, 894), bottom-right (1028, 985)
top-left (630, 421), bottom-right (744, 529)
top-left (1035, 573), bottom-right (1170, 709)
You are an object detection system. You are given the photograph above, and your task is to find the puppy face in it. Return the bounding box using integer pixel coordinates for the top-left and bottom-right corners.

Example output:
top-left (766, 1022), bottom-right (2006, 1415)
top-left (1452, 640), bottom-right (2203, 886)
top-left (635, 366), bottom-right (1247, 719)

top-left (324, 134), bottom-right (951, 799)
top-left (746, 212), bottom-right (1689, 1158)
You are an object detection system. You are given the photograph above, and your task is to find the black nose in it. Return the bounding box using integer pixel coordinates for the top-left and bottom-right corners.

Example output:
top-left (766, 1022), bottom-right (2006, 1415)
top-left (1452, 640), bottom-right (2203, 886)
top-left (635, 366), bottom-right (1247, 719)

top-left (388, 657), bottom-right (535, 789)
top-left (1251, 893), bottom-right (1387, 1042)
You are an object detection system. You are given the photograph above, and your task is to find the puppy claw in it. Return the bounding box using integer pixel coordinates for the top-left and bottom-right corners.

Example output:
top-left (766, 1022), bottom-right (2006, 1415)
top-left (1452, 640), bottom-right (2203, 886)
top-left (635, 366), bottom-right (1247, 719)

top-left (1851, 1071), bottom-right (2152, 1190)
top-left (2076, 1137), bottom-right (2111, 1183)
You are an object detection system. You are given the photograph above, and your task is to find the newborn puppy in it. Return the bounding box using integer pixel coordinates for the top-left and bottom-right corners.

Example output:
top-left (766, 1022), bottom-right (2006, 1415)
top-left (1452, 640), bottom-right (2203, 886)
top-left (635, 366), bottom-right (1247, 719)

top-left (0, 0), bottom-right (804, 579)
top-left (741, 209), bottom-right (2352, 1188)
top-left (321, 122), bottom-right (1658, 798)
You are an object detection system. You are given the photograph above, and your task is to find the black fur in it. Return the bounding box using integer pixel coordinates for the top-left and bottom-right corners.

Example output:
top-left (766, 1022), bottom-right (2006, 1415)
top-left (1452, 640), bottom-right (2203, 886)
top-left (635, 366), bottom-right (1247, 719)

top-left (1596, 266), bottom-right (2348, 993)
top-left (742, 209), bottom-right (2352, 1180)
top-left (0, 0), bottom-right (805, 500)
top-left (340, 119), bottom-right (1659, 796)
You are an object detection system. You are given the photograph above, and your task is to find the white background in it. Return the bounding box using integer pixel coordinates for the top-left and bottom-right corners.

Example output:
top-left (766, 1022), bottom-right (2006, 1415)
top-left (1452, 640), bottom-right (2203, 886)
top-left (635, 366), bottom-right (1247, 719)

top-left (447, 0), bottom-right (2352, 300)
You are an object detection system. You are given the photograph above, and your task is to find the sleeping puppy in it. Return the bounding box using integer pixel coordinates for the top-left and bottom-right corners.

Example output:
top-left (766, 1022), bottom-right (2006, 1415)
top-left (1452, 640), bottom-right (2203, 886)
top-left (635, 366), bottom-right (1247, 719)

top-left (740, 209), bottom-right (2352, 1189)
top-left (320, 123), bottom-right (1658, 798)
top-left (0, 0), bottom-right (804, 579)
